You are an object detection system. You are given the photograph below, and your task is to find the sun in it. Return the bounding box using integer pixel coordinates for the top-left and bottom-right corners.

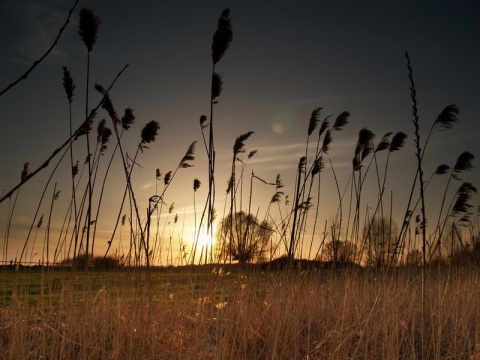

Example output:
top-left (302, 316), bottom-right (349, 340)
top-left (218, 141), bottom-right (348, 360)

top-left (197, 233), bottom-right (215, 248)
top-left (192, 227), bottom-right (216, 250)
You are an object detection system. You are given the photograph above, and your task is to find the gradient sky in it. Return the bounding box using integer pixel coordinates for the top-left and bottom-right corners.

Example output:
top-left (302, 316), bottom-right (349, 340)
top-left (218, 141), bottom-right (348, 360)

top-left (0, 0), bottom-right (479, 265)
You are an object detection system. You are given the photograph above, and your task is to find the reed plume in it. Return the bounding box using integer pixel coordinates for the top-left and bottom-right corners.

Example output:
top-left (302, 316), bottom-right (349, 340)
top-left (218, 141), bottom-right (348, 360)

top-left (78, 7), bottom-right (101, 52)
top-left (203, 9), bottom-right (233, 258)
top-left (452, 182), bottom-right (477, 216)
top-left (435, 164), bottom-right (450, 175)
top-left (212, 9), bottom-right (233, 65)
top-left (78, 7), bottom-right (101, 267)
top-left (452, 151), bottom-right (474, 180)
top-left (212, 73), bottom-right (223, 101)
top-left (121, 108), bottom-right (135, 130)
top-left (62, 65), bottom-right (80, 267)
top-left (434, 104), bottom-right (459, 130)
top-left (332, 111), bottom-right (350, 131)
top-left (307, 108), bottom-right (321, 136)
top-left (62, 66), bottom-right (75, 103)
top-left (194, 179), bottom-right (201, 192)
top-left (141, 120), bottom-right (160, 144)
top-left (431, 151), bottom-right (475, 258)
top-left (390, 131), bottom-right (407, 152)
top-left (405, 51), bottom-right (428, 360)
top-left (21, 163), bottom-right (29, 181)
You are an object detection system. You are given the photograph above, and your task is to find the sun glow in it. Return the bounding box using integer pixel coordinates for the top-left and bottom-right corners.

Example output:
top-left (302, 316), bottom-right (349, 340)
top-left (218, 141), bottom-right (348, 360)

top-left (191, 226), bottom-right (216, 250)
top-left (197, 232), bottom-right (215, 248)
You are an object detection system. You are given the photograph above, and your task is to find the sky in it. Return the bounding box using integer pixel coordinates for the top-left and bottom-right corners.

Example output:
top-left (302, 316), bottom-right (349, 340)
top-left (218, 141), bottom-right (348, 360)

top-left (0, 0), bottom-right (479, 265)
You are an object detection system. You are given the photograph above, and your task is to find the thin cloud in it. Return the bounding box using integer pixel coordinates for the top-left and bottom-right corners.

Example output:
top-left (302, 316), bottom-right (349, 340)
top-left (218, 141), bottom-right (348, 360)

top-left (247, 135), bottom-right (359, 172)
top-left (2, 1), bottom-right (69, 64)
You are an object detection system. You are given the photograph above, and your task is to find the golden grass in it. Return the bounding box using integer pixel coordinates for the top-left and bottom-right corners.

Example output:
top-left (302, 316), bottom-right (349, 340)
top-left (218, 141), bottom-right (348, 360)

top-left (0, 266), bottom-right (478, 359)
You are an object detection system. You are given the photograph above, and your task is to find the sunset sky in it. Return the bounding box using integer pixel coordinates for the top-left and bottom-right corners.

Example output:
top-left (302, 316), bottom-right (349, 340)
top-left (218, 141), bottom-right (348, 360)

top-left (0, 0), bottom-right (479, 265)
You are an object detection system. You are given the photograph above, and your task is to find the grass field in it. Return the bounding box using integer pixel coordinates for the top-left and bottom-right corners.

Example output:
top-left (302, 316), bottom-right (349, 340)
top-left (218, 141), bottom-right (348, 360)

top-left (0, 265), bottom-right (479, 359)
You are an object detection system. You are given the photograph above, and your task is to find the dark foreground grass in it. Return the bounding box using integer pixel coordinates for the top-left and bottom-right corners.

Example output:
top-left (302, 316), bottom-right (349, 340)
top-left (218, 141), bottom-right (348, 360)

top-left (0, 265), bottom-right (479, 359)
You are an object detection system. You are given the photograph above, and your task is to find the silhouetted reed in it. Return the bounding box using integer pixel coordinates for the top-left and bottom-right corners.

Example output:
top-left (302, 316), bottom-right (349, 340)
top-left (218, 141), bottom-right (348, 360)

top-left (3, 163), bottom-right (29, 264)
top-left (406, 50), bottom-right (430, 360)
top-left (78, 7), bottom-right (102, 267)
top-left (430, 151), bottom-right (475, 258)
top-left (397, 103), bottom-right (461, 256)
top-left (61, 66), bottom-right (81, 267)
top-left (204, 8), bottom-right (233, 256)
top-left (146, 142), bottom-right (196, 265)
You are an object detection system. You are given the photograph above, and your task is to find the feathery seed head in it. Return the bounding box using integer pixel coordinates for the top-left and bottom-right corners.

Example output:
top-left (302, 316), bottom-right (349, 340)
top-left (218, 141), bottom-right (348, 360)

top-left (212, 8), bottom-right (233, 65)
top-left (210, 208), bottom-right (217, 225)
top-left (318, 115), bottom-right (331, 137)
top-left (270, 191), bottom-right (284, 204)
top-left (62, 66), bottom-right (75, 103)
top-left (180, 141), bottom-right (197, 168)
top-left (141, 120), bottom-right (160, 144)
top-left (435, 164), bottom-right (450, 175)
top-left (321, 129), bottom-right (332, 154)
top-left (375, 132), bottom-right (392, 153)
top-left (21, 162), bottom-right (29, 182)
top-left (95, 83), bottom-right (105, 94)
top-left (37, 215), bottom-right (44, 229)
top-left (193, 178), bottom-right (201, 192)
top-left (358, 127), bottom-right (375, 146)
top-left (226, 176), bottom-right (233, 194)
top-left (78, 7), bottom-right (101, 52)
top-left (452, 182), bottom-right (477, 216)
top-left (156, 168), bottom-right (161, 180)
top-left (101, 93), bottom-right (120, 125)
top-left (248, 150), bottom-right (257, 159)
top-left (100, 127), bottom-right (112, 153)
top-left (97, 119), bottom-right (107, 142)
top-left (212, 72), bottom-right (223, 100)
top-left (233, 131), bottom-right (254, 156)
top-left (361, 142), bottom-right (374, 161)
top-left (353, 128), bottom-right (375, 169)
top-left (453, 151), bottom-right (474, 179)
top-left (352, 157), bottom-right (362, 171)
top-left (332, 111), bottom-right (350, 131)
top-left (275, 174), bottom-right (284, 189)
top-left (72, 161), bottom-right (79, 178)
top-left (308, 107), bottom-right (322, 136)
top-left (435, 104), bottom-right (459, 131)
top-left (164, 171), bottom-right (172, 185)
top-left (76, 112), bottom-right (96, 138)
top-left (298, 156), bottom-right (307, 170)
top-left (312, 156), bottom-right (324, 176)
top-left (200, 115), bottom-right (208, 129)
top-left (390, 131), bottom-right (407, 152)
top-left (121, 108), bottom-right (135, 130)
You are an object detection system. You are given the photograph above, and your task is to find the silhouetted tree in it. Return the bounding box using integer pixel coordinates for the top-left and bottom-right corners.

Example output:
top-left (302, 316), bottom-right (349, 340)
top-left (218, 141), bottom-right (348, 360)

top-left (217, 211), bottom-right (273, 264)
top-left (323, 240), bottom-right (357, 264)
top-left (405, 249), bottom-right (423, 266)
top-left (363, 217), bottom-right (398, 267)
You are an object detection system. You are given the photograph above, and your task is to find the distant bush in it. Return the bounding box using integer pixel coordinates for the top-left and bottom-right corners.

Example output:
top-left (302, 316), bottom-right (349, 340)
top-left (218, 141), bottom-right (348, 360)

top-left (60, 254), bottom-right (124, 269)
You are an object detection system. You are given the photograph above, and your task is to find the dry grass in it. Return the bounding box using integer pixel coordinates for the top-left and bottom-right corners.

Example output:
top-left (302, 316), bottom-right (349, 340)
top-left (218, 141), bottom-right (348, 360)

top-left (0, 266), bottom-right (478, 359)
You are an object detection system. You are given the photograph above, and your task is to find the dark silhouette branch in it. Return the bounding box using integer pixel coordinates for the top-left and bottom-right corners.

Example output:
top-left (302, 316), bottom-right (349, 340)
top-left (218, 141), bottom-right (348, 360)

top-left (0, 64), bottom-right (129, 204)
top-left (0, 0), bottom-right (80, 97)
